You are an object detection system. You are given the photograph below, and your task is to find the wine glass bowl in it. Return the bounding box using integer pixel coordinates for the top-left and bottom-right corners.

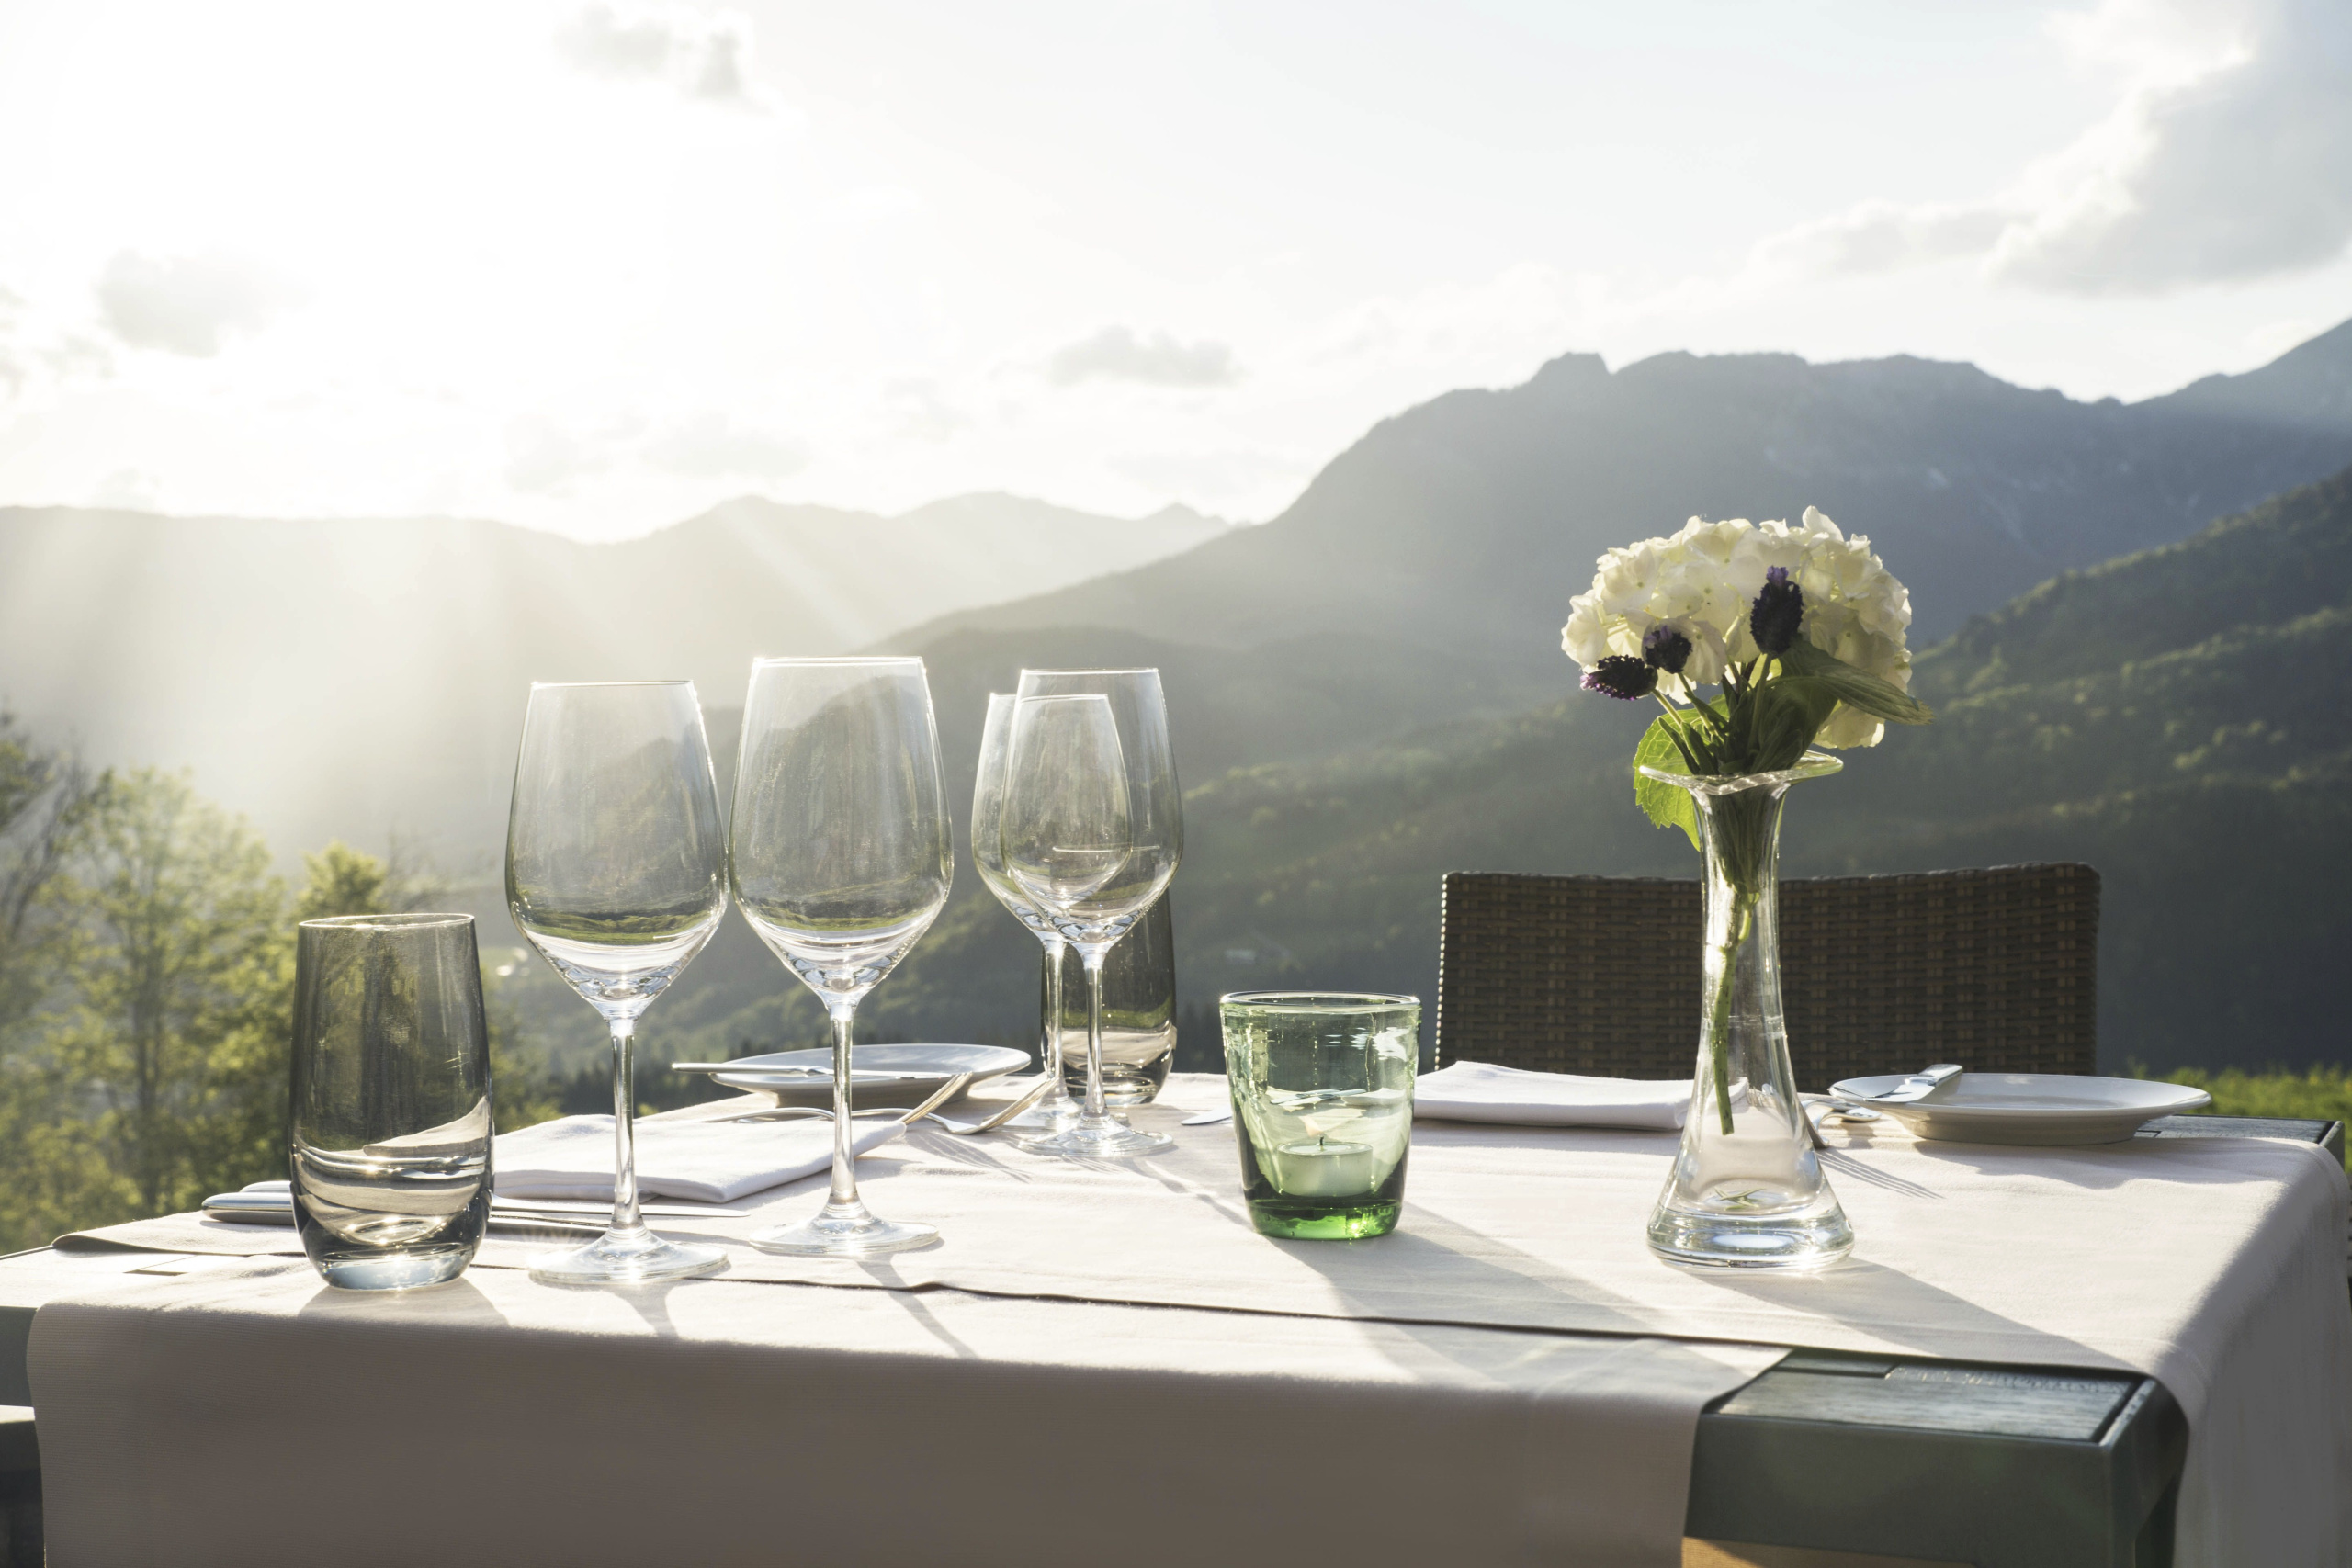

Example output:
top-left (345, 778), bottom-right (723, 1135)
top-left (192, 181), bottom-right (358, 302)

top-left (1005, 668), bottom-right (1183, 1160)
top-left (970, 693), bottom-right (1081, 1133)
top-left (730, 657), bottom-right (954, 1256)
top-left (506, 681), bottom-right (729, 1286)
top-left (1001, 694), bottom-right (1132, 919)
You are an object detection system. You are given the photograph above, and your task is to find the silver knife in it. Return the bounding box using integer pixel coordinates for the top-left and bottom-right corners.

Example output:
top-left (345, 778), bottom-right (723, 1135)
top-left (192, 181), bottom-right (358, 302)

top-left (1860, 1063), bottom-right (1964, 1104)
top-left (222, 1188), bottom-right (748, 1222)
top-left (669, 1063), bottom-right (938, 1081)
top-left (198, 1194), bottom-right (699, 1237)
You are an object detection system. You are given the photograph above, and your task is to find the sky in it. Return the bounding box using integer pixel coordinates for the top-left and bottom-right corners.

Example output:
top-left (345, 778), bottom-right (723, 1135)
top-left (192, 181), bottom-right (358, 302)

top-left (0, 0), bottom-right (2346, 539)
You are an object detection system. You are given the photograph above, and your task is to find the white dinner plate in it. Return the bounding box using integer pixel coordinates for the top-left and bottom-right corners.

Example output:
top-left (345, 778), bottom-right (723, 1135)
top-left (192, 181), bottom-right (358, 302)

top-left (1828, 1072), bottom-right (2211, 1145)
top-left (710, 1043), bottom-right (1031, 1109)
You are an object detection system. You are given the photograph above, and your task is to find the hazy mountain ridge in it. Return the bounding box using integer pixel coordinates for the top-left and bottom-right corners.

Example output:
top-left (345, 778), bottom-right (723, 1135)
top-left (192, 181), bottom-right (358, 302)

top-left (0, 492), bottom-right (1228, 859)
top-left (896, 320), bottom-right (2352, 689)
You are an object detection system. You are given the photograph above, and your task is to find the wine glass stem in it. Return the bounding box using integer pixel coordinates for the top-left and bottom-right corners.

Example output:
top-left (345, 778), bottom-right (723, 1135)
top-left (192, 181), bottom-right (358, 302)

top-left (1081, 947), bottom-right (1110, 1123)
top-left (827, 1001), bottom-right (862, 1210)
top-left (1042, 937), bottom-right (1071, 1106)
top-left (608, 1019), bottom-right (644, 1237)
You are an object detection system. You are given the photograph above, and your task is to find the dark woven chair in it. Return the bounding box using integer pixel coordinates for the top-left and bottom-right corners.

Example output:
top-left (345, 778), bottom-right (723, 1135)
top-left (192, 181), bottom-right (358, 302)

top-left (1433, 863), bottom-right (2099, 1090)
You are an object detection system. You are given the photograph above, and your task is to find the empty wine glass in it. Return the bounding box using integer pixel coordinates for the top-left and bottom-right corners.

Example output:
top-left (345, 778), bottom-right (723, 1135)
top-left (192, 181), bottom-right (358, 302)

top-left (731, 657), bottom-right (954, 1255)
top-left (972, 693), bottom-right (1080, 1133)
top-left (1005, 667), bottom-right (1182, 1158)
top-left (506, 682), bottom-right (729, 1285)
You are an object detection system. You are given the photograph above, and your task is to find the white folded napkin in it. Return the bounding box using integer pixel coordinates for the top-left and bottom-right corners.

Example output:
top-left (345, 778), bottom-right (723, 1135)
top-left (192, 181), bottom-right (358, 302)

top-left (1412, 1060), bottom-right (1688, 1131)
top-left (492, 1114), bottom-right (905, 1203)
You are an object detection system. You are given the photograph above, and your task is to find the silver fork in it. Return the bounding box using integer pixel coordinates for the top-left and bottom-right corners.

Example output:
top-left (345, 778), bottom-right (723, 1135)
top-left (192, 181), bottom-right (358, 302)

top-left (727, 1072), bottom-right (1052, 1137)
top-left (927, 1075), bottom-right (1053, 1135)
top-left (728, 1071), bottom-right (971, 1126)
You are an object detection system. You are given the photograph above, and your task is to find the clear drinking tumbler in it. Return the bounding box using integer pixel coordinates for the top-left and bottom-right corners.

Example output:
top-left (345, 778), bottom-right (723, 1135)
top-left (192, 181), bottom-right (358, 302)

top-left (290, 913), bottom-right (493, 1291)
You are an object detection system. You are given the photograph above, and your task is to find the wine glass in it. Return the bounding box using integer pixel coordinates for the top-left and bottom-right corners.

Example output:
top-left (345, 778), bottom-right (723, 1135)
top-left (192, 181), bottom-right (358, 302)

top-left (1004, 667), bottom-right (1182, 1158)
top-left (730, 657), bottom-right (954, 1256)
top-left (971, 693), bottom-right (1080, 1132)
top-left (506, 682), bottom-right (729, 1285)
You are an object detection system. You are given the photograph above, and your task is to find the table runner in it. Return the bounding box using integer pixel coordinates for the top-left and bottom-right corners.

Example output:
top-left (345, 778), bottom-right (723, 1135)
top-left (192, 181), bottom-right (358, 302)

top-left (29, 1259), bottom-right (1778, 1568)
top-left (46, 1074), bottom-right (2352, 1563)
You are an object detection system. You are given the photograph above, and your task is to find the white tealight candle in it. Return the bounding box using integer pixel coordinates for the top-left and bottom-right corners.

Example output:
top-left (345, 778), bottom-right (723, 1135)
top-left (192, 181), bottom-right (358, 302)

top-left (1272, 1137), bottom-right (1377, 1198)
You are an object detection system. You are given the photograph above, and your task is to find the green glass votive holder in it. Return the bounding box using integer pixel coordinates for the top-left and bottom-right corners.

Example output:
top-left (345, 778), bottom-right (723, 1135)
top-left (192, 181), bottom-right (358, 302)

top-left (1221, 990), bottom-right (1419, 1240)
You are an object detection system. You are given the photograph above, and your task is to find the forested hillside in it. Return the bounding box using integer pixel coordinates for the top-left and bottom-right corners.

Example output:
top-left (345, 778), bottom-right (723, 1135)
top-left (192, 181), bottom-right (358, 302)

top-left (1143, 466), bottom-right (2352, 1072)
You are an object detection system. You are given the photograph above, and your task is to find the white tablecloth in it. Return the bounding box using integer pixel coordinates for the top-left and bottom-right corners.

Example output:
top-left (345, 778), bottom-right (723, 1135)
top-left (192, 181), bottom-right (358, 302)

top-left (31, 1074), bottom-right (2352, 1565)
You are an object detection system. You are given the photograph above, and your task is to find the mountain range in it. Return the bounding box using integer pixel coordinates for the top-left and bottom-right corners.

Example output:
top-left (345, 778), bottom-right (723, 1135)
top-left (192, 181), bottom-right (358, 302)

top-left (0, 492), bottom-right (1228, 858)
top-left (1142, 463), bottom-right (2352, 1074)
top-left (902, 319), bottom-right (2352, 670)
top-left (8, 317), bottom-right (2352, 1080)
top-left (596, 457), bottom-right (2352, 1081)
top-left (613, 319), bottom-right (2352, 1081)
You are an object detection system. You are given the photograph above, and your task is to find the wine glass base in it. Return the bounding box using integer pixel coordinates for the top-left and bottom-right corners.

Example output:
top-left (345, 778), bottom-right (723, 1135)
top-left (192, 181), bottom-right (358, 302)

top-left (750, 1210), bottom-right (938, 1257)
top-left (1003, 1089), bottom-right (1082, 1133)
top-left (528, 1229), bottom-right (727, 1286)
top-left (1016, 1122), bottom-right (1173, 1159)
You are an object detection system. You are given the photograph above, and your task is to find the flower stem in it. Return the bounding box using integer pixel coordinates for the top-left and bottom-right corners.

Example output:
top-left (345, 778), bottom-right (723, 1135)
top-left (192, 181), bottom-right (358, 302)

top-left (1706, 898), bottom-right (1752, 1136)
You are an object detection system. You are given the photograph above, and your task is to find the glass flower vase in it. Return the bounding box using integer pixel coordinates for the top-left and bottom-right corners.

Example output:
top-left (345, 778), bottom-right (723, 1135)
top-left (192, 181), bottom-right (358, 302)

top-left (1641, 750), bottom-right (1853, 1270)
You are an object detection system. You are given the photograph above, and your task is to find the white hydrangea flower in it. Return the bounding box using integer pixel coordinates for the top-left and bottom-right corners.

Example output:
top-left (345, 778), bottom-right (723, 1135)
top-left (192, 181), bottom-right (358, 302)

top-left (1560, 505), bottom-right (1915, 748)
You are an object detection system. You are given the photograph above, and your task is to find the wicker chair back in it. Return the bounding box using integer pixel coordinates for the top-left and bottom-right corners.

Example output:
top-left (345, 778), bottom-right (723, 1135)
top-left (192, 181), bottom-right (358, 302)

top-left (1433, 863), bottom-right (2099, 1090)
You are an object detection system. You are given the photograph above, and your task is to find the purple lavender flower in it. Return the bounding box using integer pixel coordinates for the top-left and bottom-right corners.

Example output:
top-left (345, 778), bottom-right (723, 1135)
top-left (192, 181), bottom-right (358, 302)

top-left (1581, 655), bottom-right (1657, 700)
top-left (1641, 623), bottom-right (1693, 675)
top-left (1748, 565), bottom-right (1804, 656)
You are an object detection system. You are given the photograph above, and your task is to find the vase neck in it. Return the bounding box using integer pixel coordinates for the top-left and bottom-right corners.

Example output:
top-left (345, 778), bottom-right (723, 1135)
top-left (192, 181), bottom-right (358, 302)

top-left (1691, 778), bottom-right (1790, 914)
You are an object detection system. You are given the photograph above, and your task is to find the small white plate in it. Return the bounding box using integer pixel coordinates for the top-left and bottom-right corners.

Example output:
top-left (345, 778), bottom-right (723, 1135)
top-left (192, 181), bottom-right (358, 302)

top-left (1829, 1073), bottom-right (2211, 1145)
top-left (711, 1044), bottom-right (1031, 1109)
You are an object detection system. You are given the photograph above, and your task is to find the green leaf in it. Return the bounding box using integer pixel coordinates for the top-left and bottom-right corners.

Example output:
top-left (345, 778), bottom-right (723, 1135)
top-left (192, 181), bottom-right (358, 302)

top-left (1778, 638), bottom-right (1937, 726)
top-left (1634, 714), bottom-right (1702, 850)
top-left (1748, 678), bottom-right (1839, 772)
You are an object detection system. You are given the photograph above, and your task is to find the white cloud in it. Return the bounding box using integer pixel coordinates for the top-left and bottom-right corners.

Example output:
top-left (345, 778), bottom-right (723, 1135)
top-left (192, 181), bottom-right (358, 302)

top-left (885, 379), bottom-right (969, 443)
top-left (1114, 447), bottom-right (1295, 503)
top-left (1047, 326), bottom-right (1241, 389)
top-left (554, 2), bottom-right (758, 106)
top-left (0, 287), bottom-right (24, 398)
top-left (1751, 203), bottom-right (2018, 281)
top-left (503, 415), bottom-right (611, 495)
top-left (89, 468), bottom-right (161, 512)
top-left (643, 412), bottom-right (806, 479)
top-left (505, 410), bottom-right (800, 497)
top-left (1994, 0), bottom-right (2352, 291)
top-left (1752, 0), bottom-right (2352, 296)
top-left (96, 252), bottom-right (302, 356)
top-left (0, 283), bottom-right (115, 404)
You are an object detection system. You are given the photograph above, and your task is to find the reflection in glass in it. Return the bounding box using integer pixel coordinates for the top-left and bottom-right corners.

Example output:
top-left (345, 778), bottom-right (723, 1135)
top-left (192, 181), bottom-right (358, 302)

top-left (290, 912), bottom-right (492, 1291)
top-left (1043, 892), bottom-right (1177, 1105)
top-left (731, 657), bottom-right (954, 1256)
top-left (1221, 991), bottom-right (1419, 1240)
top-left (507, 681), bottom-right (729, 1285)
top-left (1004, 669), bottom-right (1182, 1159)
top-left (973, 693), bottom-right (1079, 1132)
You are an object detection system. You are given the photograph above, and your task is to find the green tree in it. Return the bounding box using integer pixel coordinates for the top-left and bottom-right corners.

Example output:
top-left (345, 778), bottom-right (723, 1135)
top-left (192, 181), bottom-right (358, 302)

top-left (291, 840), bottom-right (560, 1130)
top-left (1, 712), bottom-right (105, 1025)
top-left (54, 770), bottom-right (291, 1215)
top-left (292, 840), bottom-right (391, 921)
top-left (0, 716), bottom-right (132, 1249)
